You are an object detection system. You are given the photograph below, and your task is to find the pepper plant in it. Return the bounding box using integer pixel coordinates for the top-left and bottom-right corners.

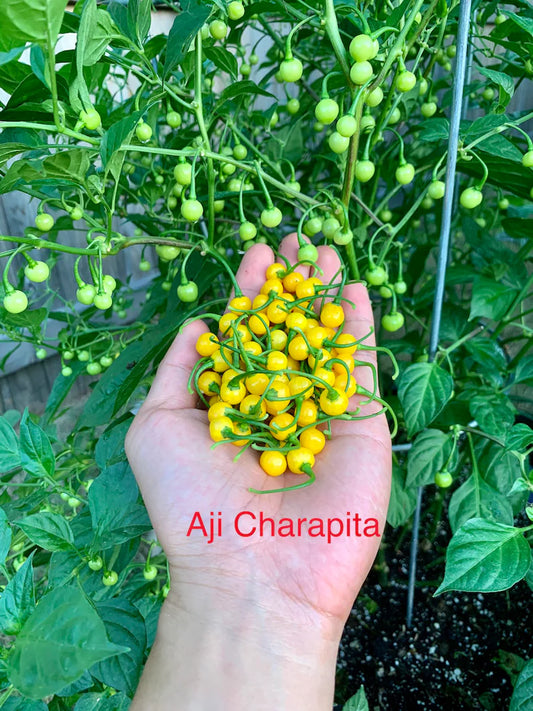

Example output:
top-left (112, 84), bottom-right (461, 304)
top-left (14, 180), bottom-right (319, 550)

top-left (0, 0), bottom-right (532, 707)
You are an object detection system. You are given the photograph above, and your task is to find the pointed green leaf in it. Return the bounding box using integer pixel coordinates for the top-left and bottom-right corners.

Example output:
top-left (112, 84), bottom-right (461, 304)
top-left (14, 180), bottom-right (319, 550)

top-left (0, 0), bottom-right (69, 50)
top-left (343, 685), bottom-right (369, 711)
top-left (511, 659), bottom-right (533, 711)
top-left (387, 463), bottom-right (418, 528)
top-left (0, 508), bottom-right (12, 566)
top-left (164, 0), bottom-right (213, 77)
top-left (0, 415), bottom-right (20, 471)
top-left (91, 599), bottom-right (146, 695)
top-left (7, 586), bottom-right (127, 700)
top-left (407, 429), bottom-right (454, 487)
top-left (435, 519), bottom-right (530, 595)
top-left (15, 512), bottom-right (74, 552)
top-left (0, 553), bottom-right (35, 635)
top-left (397, 363), bottom-right (453, 436)
top-left (469, 276), bottom-right (517, 321)
top-left (448, 475), bottom-right (513, 533)
top-left (18, 409), bottom-right (55, 478)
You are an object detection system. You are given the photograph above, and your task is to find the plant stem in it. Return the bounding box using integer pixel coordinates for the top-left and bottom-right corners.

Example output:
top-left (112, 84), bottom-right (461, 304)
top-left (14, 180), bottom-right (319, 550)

top-left (194, 32), bottom-right (215, 248)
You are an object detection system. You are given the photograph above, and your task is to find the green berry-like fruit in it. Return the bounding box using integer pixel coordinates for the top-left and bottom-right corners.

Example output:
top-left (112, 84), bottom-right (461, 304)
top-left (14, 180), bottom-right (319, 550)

top-left (381, 312), bottom-right (405, 332)
top-left (135, 122), bottom-right (152, 143)
top-left (156, 245), bottom-right (180, 261)
top-left (35, 213), bottom-right (54, 232)
top-left (80, 108), bottom-right (101, 130)
top-left (239, 221), bottom-right (257, 241)
top-left (350, 60), bottom-right (373, 85)
top-left (460, 187), bottom-right (483, 209)
top-left (279, 57), bottom-right (303, 83)
top-left (355, 160), bottom-right (375, 183)
top-left (349, 34), bottom-right (378, 62)
top-left (260, 207), bottom-right (283, 228)
top-left (428, 180), bottom-right (445, 200)
top-left (174, 163), bottom-right (192, 185)
top-left (395, 163), bottom-right (415, 185)
top-left (93, 292), bottom-right (113, 310)
top-left (166, 111), bottom-right (182, 128)
top-left (209, 20), bottom-right (227, 40)
top-left (181, 199), bottom-right (204, 222)
top-left (421, 101), bottom-right (437, 117)
top-left (287, 98), bottom-right (300, 115)
top-left (303, 217), bottom-right (322, 237)
top-left (77, 284), bottom-right (95, 305)
top-left (24, 261), bottom-right (50, 282)
top-left (522, 150), bottom-right (533, 168)
top-left (336, 114), bottom-right (357, 137)
top-left (314, 98), bottom-right (339, 125)
top-left (395, 70), bottom-right (416, 93)
top-left (177, 281), bottom-right (199, 302)
top-left (298, 244), bottom-right (319, 263)
top-left (329, 131), bottom-right (350, 153)
top-left (435, 471), bottom-right (453, 488)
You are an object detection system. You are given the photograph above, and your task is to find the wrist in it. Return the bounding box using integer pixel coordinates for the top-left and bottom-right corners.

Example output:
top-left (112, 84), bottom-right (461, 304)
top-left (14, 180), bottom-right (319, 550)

top-left (132, 585), bottom-right (342, 711)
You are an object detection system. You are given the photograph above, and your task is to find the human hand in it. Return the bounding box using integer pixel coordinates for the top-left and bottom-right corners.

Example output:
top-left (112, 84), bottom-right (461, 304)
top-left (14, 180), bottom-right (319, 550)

top-left (126, 234), bottom-right (391, 710)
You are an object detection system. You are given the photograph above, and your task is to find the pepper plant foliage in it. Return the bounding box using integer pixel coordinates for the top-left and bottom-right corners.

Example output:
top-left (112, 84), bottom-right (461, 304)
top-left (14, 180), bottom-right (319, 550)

top-left (0, 0), bottom-right (532, 705)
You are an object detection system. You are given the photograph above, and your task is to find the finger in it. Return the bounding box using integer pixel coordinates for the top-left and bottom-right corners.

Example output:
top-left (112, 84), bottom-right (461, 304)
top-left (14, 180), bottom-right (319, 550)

top-left (278, 232), bottom-right (310, 277)
top-left (233, 243), bottom-right (275, 300)
top-left (143, 319), bottom-right (209, 411)
top-left (314, 245), bottom-right (342, 309)
top-left (331, 283), bottom-right (385, 437)
top-left (316, 245), bottom-right (342, 290)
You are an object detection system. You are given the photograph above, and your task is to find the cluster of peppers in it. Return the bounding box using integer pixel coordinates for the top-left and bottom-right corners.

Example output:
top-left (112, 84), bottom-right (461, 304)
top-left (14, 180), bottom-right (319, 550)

top-left (189, 258), bottom-right (393, 494)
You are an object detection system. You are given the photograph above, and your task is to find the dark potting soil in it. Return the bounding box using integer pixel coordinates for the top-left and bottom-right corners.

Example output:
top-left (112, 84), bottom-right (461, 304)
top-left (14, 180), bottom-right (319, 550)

top-left (334, 519), bottom-right (532, 710)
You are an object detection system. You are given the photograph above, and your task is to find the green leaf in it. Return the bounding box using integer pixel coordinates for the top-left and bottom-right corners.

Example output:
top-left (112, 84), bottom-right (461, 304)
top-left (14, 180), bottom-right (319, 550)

top-left (469, 276), bottom-right (517, 321)
top-left (88, 463), bottom-right (151, 548)
top-left (387, 463), bottom-right (418, 528)
top-left (510, 659), bottom-right (533, 711)
top-left (0, 415), bottom-right (20, 471)
top-left (435, 519), bottom-right (530, 595)
top-left (94, 417), bottom-right (132, 468)
top-left (216, 79), bottom-right (275, 108)
top-left (18, 409), bottom-right (55, 478)
top-left (407, 429), bottom-right (454, 487)
top-left (74, 692), bottom-right (131, 710)
top-left (0, 553), bottom-right (35, 635)
top-left (478, 66), bottom-right (514, 110)
top-left (2, 699), bottom-right (48, 711)
top-left (8, 585), bottom-right (127, 700)
top-left (469, 389), bottom-right (515, 437)
top-left (15, 512), bottom-right (74, 552)
top-left (204, 46), bottom-right (238, 79)
top-left (343, 685), bottom-right (369, 711)
top-left (418, 118), bottom-right (449, 142)
top-left (91, 599), bottom-right (146, 695)
top-left (0, 0), bottom-right (69, 50)
top-left (397, 362), bottom-right (454, 436)
top-left (514, 353), bottom-right (533, 386)
top-left (502, 217), bottom-right (533, 242)
top-left (0, 508), bottom-right (12, 566)
top-left (100, 109), bottom-right (143, 180)
top-left (83, 9), bottom-right (116, 66)
top-left (2, 307), bottom-right (47, 331)
top-left (448, 475), bottom-right (513, 533)
top-left (42, 361), bottom-right (86, 425)
top-left (164, 0), bottom-right (213, 77)
top-left (505, 11), bottom-right (533, 39)
top-left (506, 423), bottom-right (533, 454)
top-left (43, 148), bottom-right (90, 183)
top-left (465, 337), bottom-right (507, 386)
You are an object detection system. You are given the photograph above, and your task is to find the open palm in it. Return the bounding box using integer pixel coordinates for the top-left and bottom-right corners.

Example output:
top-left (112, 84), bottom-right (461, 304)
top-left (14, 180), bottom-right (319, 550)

top-left (125, 235), bottom-right (391, 629)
